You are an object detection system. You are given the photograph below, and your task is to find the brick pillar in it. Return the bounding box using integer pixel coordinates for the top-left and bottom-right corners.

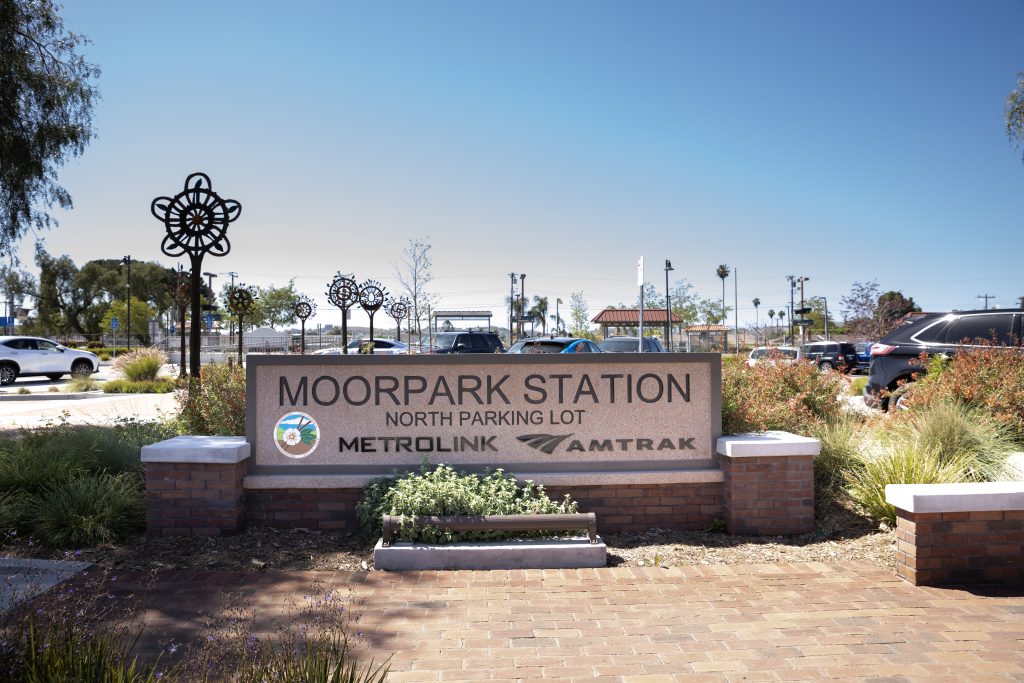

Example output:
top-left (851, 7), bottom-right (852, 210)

top-left (141, 436), bottom-right (250, 537)
top-left (718, 432), bottom-right (818, 536)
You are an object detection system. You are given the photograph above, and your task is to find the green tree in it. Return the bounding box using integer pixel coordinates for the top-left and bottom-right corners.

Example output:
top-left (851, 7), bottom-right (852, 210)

top-left (669, 280), bottom-right (701, 327)
top-left (0, 262), bottom-right (35, 326)
top-left (245, 280), bottom-right (299, 330)
top-left (569, 291), bottom-right (593, 338)
top-left (34, 247), bottom-right (85, 334)
top-left (101, 296), bottom-right (155, 344)
top-left (0, 0), bottom-right (100, 258)
top-left (1006, 72), bottom-right (1024, 162)
top-left (529, 295), bottom-right (549, 335)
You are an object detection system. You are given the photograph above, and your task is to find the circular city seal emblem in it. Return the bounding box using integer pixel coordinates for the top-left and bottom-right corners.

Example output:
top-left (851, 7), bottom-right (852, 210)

top-left (274, 412), bottom-right (320, 458)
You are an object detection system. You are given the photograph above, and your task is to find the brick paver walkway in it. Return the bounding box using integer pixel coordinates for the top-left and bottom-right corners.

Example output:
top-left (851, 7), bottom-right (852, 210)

top-left (116, 561), bottom-right (1023, 682)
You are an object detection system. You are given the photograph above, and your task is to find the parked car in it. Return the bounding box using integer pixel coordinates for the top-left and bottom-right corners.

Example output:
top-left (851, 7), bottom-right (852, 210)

top-left (506, 337), bottom-right (602, 354)
top-left (429, 331), bottom-right (505, 354)
top-left (853, 342), bottom-right (873, 373)
top-left (864, 309), bottom-right (1023, 410)
top-left (597, 336), bottom-right (665, 352)
top-left (745, 346), bottom-right (801, 367)
top-left (0, 336), bottom-right (100, 385)
top-left (313, 338), bottom-right (409, 355)
top-left (801, 341), bottom-right (859, 372)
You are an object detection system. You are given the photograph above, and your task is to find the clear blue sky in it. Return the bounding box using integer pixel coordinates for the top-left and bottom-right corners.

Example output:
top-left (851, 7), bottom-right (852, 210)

top-left (19, 0), bottom-right (1024, 332)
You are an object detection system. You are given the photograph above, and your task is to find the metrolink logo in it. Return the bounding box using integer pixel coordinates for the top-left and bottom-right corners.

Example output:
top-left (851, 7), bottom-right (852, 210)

top-left (517, 434), bottom-right (697, 454)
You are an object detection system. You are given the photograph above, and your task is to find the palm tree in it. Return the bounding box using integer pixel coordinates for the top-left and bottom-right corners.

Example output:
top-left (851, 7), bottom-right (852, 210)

top-left (530, 295), bottom-right (549, 335)
top-left (716, 265), bottom-right (730, 321)
top-left (752, 297), bottom-right (761, 344)
top-left (767, 309), bottom-right (775, 338)
top-left (778, 310), bottom-right (786, 340)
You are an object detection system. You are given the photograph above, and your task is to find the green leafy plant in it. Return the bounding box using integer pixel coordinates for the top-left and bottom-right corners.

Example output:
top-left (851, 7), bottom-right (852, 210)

top-left (357, 462), bottom-right (578, 543)
top-left (112, 347), bottom-right (168, 382)
top-left (66, 375), bottom-right (99, 392)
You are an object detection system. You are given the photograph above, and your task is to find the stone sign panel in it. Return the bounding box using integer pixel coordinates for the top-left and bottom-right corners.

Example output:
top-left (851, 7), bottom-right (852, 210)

top-left (246, 354), bottom-right (721, 476)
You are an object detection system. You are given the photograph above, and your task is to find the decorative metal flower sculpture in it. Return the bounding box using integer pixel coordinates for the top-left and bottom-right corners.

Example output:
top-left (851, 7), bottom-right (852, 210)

top-left (227, 284), bottom-right (257, 364)
top-left (326, 273), bottom-right (359, 354)
top-left (385, 295), bottom-right (410, 343)
top-left (294, 295), bottom-right (316, 355)
top-left (358, 279), bottom-right (387, 353)
top-left (151, 173), bottom-right (241, 377)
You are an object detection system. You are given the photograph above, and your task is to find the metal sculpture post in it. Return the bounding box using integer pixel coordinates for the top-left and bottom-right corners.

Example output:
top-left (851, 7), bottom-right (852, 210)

top-left (227, 284), bottom-right (256, 365)
top-left (152, 173), bottom-right (241, 378)
top-left (294, 295), bottom-right (316, 354)
top-left (326, 273), bottom-right (358, 354)
top-left (385, 296), bottom-right (409, 343)
top-left (172, 271), bottom-right (190, 379)
top-left (358, 279), bottom-right (387, 353)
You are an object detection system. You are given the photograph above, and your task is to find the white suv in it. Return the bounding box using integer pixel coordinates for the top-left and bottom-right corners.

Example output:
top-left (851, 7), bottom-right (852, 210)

top-left (0, 336), bottom-right (100, 385)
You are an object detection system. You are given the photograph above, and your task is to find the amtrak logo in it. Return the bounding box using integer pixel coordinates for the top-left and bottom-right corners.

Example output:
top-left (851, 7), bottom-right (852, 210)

top-left (274, 412), bottom-right (320, 458)
top-left (517, 433), bottom-right (573, 454)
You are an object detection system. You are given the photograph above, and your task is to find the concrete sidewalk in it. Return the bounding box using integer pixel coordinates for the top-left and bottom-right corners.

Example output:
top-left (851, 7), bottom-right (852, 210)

top-left (0, 392), bottom-right (178, 431)
top-left (111, 561), bottom-right (1023, 681)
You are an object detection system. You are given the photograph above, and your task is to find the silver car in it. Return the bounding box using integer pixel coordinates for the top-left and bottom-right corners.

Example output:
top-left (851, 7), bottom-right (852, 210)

top-left (0, 336), bottom-right (100, 385)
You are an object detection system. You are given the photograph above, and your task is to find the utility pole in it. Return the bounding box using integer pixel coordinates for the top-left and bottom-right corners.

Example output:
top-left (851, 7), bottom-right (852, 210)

top-left (823, 296), bottom-right (829, 341)
top-left (519, 274), bottom-right (526, 340)
top-left (637, 256), bottom-right (644, 351)
top-left (121, 255), bottom-right (131, 352)
top-left (786, 275), bottom-right (796, 344)
top-left (733, 267), bottom-right (739, 354)
top-left (976, 294), bottom-right (995, 310)
top-left (796, 276), bottom-right (810, 344)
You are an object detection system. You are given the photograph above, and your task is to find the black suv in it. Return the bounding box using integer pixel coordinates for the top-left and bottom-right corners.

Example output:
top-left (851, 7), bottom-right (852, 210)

top-left (864, 309), bottom-right (1022, 410)
top-left (801, 341), bottom-right (859, 372)
top-left (429, 331), bottom-right (505, 354)
top-left (598, 336), bottom-right (665, 352)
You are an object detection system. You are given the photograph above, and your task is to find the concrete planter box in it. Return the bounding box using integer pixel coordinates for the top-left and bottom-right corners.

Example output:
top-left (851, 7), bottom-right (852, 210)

top-left (373, 536), bottom-right (607, 571)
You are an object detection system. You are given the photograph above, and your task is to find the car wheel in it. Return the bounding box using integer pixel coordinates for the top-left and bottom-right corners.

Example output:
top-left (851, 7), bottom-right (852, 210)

top-left (889, 383), bottom-right (915, 412)
top-left (71, 360), bottom-right (93, 378)
top-left (0, 364), bottom-right (17, 386)
top-left (46, 374), bottom-right (63, 381)
top-left (819, 361), bottom-right (834, 372)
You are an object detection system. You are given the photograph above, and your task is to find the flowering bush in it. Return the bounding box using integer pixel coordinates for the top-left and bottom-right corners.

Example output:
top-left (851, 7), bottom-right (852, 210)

top-left (721, 355), bottom-right (847, 435)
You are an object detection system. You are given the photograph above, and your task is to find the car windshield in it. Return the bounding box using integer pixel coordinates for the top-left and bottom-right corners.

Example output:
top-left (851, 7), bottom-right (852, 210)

top-left (600, 339), bottom-right (640, 352)
top-left (433, 333), bottom-right (459, 348)
top-left (511, 341), bottom-right (569, 353)
top-left (750, 348), bottom-right (768, 359)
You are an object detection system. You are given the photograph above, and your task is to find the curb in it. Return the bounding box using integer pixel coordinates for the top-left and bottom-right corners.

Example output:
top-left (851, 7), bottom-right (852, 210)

top-left (0, 391), bottom-right (105, 402)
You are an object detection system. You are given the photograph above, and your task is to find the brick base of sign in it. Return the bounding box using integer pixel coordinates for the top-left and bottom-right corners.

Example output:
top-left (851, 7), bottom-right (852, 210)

top-left (142, 432), bottom-right (821, 540)
top-left (246, 488), bottom-right (363, 531)
top-left (544, 483), bottom-right (723, 532)
top-left (895, 510), bottom-right (1024, 586)
top-left (145, 461), bottom-right (247, 536)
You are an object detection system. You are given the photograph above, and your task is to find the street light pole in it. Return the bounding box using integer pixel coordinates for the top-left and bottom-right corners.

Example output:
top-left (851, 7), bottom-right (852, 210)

top-left (555, 297), bottom-right (562, 335)
top-left (796, 276), bottom-right (810, 344)
top-left (664, 259), bottom-right (673, 351)
top-left (122, 255), bottom-right (131, 352)
top-left (508, 273), bottom-right (517, 344)
top-left (519, 274), bottom-right (526, 340)
top-left (786, 275), bottom-right (796, 344)
top-left (202, 271), bottom-right (217, 338)
top-left (227, 271), bottom-right (237, 339)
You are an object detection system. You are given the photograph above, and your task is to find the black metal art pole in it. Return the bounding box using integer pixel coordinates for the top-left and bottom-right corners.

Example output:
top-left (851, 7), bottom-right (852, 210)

top-left (326, 273), bottom-right (358, 354)
top-left (173, 271), bottom-right (190, 379)
top-left (294, 296), bottom-right (315, 355)
top-left (152, 173), bottom-right (241, 379)
top-left (122, 255), bottom-right (132, 352)
top-left (227, 285), bottom-right (255, 366)
top-left (358, 280), bottom-right (387, 354)
top-left (385, 296), bottom-right (409, 344)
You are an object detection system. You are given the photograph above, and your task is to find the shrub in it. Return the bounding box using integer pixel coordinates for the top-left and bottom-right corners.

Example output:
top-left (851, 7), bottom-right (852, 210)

top-left (721, 355), bottom-right (847, 435)
top-left (86, 341), bottom-right (104, 349)
top-left (66, 376), bottom-right (99, 392)
top-left (175, 363), bottom-right (246, 436)
top-left (357, 463), bottom-right (578, 543)
top-left (103, 378), bottom-right (176, 394)
top-left (29, 472), bottom-right (145, 547)
top-left (112, 347), bottom-right (168, 382)
top-left (905, 345), bottom-right (1024, 439)
top-left (15, 387), bottom-right (29, 395)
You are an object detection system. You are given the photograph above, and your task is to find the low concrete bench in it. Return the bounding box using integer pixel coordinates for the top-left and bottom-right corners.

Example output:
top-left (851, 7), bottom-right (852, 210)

top-left (886, 482), bottom-right (1024, 586)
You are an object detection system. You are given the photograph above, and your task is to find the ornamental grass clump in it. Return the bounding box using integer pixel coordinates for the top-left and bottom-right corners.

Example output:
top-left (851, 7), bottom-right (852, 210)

top-left (175, 362), bottom-right (246, 436)
top-left (357, 462), bottom-right (578, 543)
top-left (112, 347), bottom-right (168, 382)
